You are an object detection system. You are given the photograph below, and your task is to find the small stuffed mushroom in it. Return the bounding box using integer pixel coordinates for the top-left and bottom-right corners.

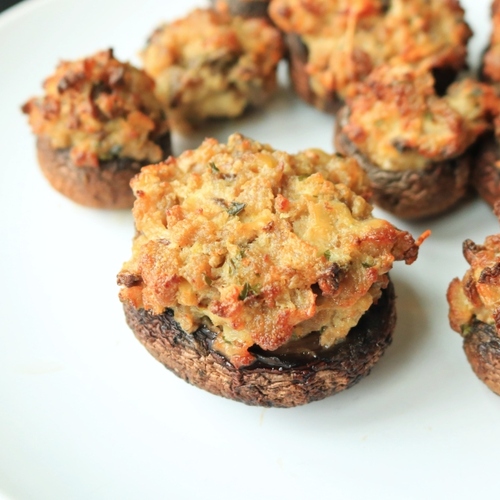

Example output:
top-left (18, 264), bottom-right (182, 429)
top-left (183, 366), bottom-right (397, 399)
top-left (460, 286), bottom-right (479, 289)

top-left (335, 65), bottom-right (496, 219)
top-left (447, 205), bottom-right (500, 395)
top-left (141, 7), bottom-right (284, 132)
top-left (22, 49), bottom-right (171, 209)
top-left (209, 0), bottom-right (270, 18)
top-left (268, 0), bottom-right (471, 112)
top-left (117, 133), bottom-right (424, 408)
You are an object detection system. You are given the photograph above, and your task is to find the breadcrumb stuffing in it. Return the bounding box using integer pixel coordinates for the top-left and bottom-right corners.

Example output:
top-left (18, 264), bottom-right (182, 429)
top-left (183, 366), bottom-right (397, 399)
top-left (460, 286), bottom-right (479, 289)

top-left (448, 205), bottom-right (500, 336)
top-left (118, 134), bottom-right (419, 366)
top-left (22, 49), bottom-right (169, 168)
top-left (269, 0), bottom-right (471, 101)
top-left (141, 7), bottom-right (284, 131)
top-left (340, 65), bottom-right (497, 171)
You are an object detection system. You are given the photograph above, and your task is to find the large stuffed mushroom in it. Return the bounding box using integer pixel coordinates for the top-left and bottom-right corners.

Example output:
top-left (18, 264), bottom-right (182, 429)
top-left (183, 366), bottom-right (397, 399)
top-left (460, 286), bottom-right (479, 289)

top-left (117, 133), bottom-right (423, 407)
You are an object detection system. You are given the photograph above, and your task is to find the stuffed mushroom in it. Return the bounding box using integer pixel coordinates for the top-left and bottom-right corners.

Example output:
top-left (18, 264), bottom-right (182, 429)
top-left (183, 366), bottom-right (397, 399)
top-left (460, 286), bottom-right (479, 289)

top-left (447, 204), bottom-right (500, 395)
top-left (22, 49), bottom-right (171, 209)
top-left (117, 133), bottom-right (423, 407)
top-left (335, 65), bottom-right (496, 219)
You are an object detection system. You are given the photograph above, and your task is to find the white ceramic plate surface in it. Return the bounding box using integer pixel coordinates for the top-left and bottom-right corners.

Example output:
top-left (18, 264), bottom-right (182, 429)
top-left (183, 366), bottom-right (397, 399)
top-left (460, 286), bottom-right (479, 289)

top-left (0, 1), bottom-right (498, 499)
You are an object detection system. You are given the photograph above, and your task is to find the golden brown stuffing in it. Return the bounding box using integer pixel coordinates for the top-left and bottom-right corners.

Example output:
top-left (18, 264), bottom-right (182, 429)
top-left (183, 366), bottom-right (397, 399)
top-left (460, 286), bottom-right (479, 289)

top-left (22, 49), bottom-right (169, 169)
top-left (141, 8), bottom-right (284, 131)
top-left (118, 133), bottom-right (420, 367)
top-left (269, 0), bottom-right (471, 100)
top-left (448, 206), bottom-right (500, 335)
top-left (340, 65), bottom-right (497, 171)
top-left (482, 0), bottom-right (500, 83)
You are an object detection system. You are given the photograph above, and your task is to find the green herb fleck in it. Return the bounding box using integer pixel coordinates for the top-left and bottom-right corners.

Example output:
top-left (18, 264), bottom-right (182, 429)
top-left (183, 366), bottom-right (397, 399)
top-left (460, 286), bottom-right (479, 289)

top-left (324, 250), bottom-right (332, 261)
top-left (362, 262), bottom-right (373, 268)
top-left (110, 144), bottom-right (122, 156)
top-left (204, 275), bottom-right (213, 286)
top-left (209, 162), bottom-right (220, 173)
top-left (238, 282), bottom-right (260, 300)
top-left (239, 283), bottom-right (252, 301)
top-left (298, 174), bottom-right (311, 181)
top-left (227, 202), bottom-right (246, 216)
top-left (227, 259), bottom-right (236, 276)
top-left (460, 324), bottom-right (472, 337)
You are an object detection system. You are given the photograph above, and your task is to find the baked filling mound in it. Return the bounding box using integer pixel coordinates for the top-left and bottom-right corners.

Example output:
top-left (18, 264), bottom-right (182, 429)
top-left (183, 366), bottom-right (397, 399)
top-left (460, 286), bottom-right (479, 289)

top-left (141, 7), bottom-right (284, 130)
top-left (339, 65), bottom-right (497, 171)
top-left (118, 134), bottom-right (420, 367)
top-left (448, 206), bottom-right (500, 337)
top-left (269, 0), bottom-right (471, 100)
top-left (22, 49), bottom-right (170, 169)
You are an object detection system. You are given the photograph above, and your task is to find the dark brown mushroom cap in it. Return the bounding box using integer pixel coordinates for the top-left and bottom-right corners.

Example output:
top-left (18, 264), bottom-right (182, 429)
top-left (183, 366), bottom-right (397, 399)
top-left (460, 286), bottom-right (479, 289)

top-left (210, 0), bottom-right (270, 18)
top-left (36, 133), bottom-right (171, 209)
top-left (471, 133), bottom-right (500, 207)
top-left (334, 108), bottom-right (471, 219)
top-left (463, 319), bottom-right (500, 395)
top-left (123, 280), bottom-right (396, 408)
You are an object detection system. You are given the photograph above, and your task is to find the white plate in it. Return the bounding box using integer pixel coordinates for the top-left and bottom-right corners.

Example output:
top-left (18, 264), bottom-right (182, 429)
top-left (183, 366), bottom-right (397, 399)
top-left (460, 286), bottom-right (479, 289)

top-left (0, 1), bottom-right (498, 499)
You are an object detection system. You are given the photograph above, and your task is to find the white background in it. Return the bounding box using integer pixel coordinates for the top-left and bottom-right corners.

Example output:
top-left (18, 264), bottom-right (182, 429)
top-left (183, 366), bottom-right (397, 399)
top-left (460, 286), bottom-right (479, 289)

top-left (0, 1), bottom-right (498, 499)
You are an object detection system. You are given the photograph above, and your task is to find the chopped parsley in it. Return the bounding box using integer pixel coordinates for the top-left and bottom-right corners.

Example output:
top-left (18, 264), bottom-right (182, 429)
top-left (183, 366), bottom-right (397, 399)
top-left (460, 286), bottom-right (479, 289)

top-left (239, 283), bottom-right (252, 301)
top-left (238, 283), bottom-right (260, 301)
top-left (227, 202), bottom-right (246, 216)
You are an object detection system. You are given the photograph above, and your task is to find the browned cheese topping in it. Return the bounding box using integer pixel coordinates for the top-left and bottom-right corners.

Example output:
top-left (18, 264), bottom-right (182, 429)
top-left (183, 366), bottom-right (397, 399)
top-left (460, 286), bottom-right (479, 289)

top-left (269, 0), bottom-right (471, 100)
top-left (22, 49), bottom-right (170, 168)
top-left (118, 134), bottom-right (420, 367)
top-left (141, 7), bottom-right (284, 131)
top-left (340, 65), bottom-right (497, 171)
top-left (448, 208), bottom-right (500, 336)
top-left (483, 0), bottom-right (500, 83)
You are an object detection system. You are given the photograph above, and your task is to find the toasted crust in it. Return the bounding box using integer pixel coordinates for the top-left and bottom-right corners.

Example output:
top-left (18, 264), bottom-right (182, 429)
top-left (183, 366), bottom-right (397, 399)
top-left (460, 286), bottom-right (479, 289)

top-left (141, 8), bottom-right (283, 130)
top-left (211, 0), bottom-right (270, 18)
top-left (36, 134), bottom-right (171, 209)
top-left (271, 0), bottom-right (470, 111)
top-left (123, 280), bottom-right (396, 407)
top-left (286, 33), bottom-right (461, 114)
top-left (335, 109), bottom-right (471, 219)
top-left (472, 133), bottom-right (500, 207)
top-left (463, 320), bottom-right (500, 395)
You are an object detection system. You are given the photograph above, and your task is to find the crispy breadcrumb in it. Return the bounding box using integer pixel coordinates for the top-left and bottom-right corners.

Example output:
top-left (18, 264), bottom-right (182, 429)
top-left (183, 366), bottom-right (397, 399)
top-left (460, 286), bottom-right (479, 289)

top-left (340, 65), bottom-right (497, 171)
top-left (448, 205), bottom-right (500, 335)
top-left (141, 7), bottom-right (284, 131)
top-left (269, 0), bottom-right (471, 101)
top-left (22, 49), bottom-right (169, 168)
